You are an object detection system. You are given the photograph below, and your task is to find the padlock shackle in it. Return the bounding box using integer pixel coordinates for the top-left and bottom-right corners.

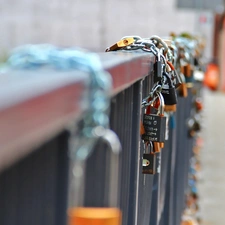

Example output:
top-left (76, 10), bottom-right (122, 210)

top-left (155, 92), bottom-right (165, 116)
top-left (101, 128), bottom-right (121, 207)
top-left (69, 126), bottom-right (121, 208)
top-left (121, 35), bottom-right (142, 41)
top-left (145, 141), bottom-right (154, 154)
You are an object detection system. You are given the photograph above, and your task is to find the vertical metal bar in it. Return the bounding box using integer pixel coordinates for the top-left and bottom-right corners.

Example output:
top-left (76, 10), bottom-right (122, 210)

top-left (158, 137), bottom-right (171, 225)
top-left (137, 74), bottom-right (155, 225)
top-left (0, 131), bottom-right (69, 225)
top-left (172, 89), bottom-right (195, 225)
top-left (158, 114), bottom-right (177, 225)
top-left (149, 159), bottom-right (161, 225)
top-left (173, 96), bottom-right (187, 225)
top-left (109, 86), bottom-right (134, 225)
top-left (131, 81), bottom-right (142, 225)
top-left (56, 132), bottom-right (70, 225)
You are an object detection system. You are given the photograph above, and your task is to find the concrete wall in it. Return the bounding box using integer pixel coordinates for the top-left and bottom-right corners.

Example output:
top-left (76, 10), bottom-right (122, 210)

top-left (0, 0), bottom-right (213, 57)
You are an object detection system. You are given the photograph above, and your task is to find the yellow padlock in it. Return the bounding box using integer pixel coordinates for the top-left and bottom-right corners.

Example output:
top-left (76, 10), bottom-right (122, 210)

top-left (105, 37), bottom-right (134, 52)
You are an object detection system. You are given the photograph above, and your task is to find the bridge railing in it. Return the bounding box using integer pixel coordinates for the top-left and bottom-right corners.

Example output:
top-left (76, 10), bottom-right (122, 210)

top-left (0, 51), bottom-right (198, 225)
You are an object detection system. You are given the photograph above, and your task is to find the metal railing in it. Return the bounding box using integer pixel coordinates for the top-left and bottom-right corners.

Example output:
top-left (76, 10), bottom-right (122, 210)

top-left (0, 51), bottom-right (198, 225)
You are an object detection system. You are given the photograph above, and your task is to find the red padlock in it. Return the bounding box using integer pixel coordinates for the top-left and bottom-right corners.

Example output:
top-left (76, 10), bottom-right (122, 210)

top-left (195, 98), bottom-right (203, 112)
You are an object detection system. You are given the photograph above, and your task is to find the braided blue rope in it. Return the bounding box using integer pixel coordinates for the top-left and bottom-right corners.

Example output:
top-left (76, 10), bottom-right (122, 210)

top-left (6, 44), bottom-right (113, 160)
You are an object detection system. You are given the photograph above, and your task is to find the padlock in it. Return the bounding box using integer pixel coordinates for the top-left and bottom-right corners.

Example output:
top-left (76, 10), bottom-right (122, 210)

top-left (194, 98), bottom-right (203, 112)
top-left (151, 45), bottom-right (162, 83)
top-left (172, 68), bottom-right (183, 88)
top-left (153, 60), bottom-right (162, 83)
top-left (185, 75), bottom-right (194, 86)
top-left (177, 72), bottom-right (188, 97)
top-left (180, 65), bottom-right (184, 75)
top-left (142, 142), bottom-right (156, 175)
top-left (187, 116), bottom-right (201, 137)
top-left (141, 92), bottom-right (167, 143)
top-left (178, 83), bottom-right (188, 97)
top-left (105, 37), bottom-right (135, 52)
top-left (165, 60), bottom-right (182, 89)
top-left (183, 63), bottom-right (192, 77)
top-left (161, 72), bottom-right (178, 105)
top-left (68, 128), bottom-right (122, 225)
top-left (181, 61), bottom-right (194, 85)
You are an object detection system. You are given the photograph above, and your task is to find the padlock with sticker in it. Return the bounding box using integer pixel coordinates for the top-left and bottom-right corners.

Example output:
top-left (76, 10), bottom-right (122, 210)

top-left (161, 72), bottom-right (178, 105)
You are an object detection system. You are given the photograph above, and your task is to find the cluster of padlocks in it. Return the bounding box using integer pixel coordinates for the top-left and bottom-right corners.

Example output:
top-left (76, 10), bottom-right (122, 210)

top-left (106, 33), bottom-right (205, 176)
top-left (181, 137), bottom-right (203, 225)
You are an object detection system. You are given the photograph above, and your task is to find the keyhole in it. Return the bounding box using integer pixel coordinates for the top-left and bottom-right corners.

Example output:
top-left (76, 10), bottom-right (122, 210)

top-left (123, 39), bottom-right (128, 45)
top-left (143, 159), bottom-right (150, 166)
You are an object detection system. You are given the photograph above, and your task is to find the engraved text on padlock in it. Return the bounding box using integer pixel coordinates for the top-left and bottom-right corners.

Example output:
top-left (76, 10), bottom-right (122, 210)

top-left (141, 114), bottom-right (166, 142)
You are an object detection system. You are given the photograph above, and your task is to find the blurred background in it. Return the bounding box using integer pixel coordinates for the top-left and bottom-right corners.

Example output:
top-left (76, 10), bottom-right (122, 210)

top-left (1, 0), bottom-right (225, 225)
top-left (0, 0), bottom-right (223, 58)
top-left (1, 0), bottom-right (225, 88)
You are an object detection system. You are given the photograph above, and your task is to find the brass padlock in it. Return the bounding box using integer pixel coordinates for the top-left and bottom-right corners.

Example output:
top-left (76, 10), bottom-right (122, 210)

top-left (105, 37), bottom-right (135, 52)
top-left (183, 63), bottom-right (192, 77)
top-left (178, 82), bottom-right (188, 97)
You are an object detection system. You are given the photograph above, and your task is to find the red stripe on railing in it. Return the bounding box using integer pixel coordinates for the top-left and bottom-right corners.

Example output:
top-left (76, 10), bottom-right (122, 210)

top-left (0, 53), bottom-right (154, 171)
top-left (0, 82), bottom-right (85, 171)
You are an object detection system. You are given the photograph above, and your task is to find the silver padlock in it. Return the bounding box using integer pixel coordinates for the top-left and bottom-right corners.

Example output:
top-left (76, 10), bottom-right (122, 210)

top-left (68, 126), bottom-right (122, 225)
top-left (142, 141), bottom-right (156, 175)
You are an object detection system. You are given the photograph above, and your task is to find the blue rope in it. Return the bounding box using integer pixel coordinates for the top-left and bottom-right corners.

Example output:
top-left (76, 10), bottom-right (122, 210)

top-left (6, 44), bottom-right (113, 160)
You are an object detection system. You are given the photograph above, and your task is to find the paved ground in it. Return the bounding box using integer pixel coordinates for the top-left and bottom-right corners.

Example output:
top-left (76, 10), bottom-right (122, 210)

top-left (198, 88), bottom-right (225, 225)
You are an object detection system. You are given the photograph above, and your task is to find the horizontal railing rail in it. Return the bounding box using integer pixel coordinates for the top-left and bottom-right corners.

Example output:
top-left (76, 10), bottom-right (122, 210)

top-left (0, 52), bottom-right (153, 172)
